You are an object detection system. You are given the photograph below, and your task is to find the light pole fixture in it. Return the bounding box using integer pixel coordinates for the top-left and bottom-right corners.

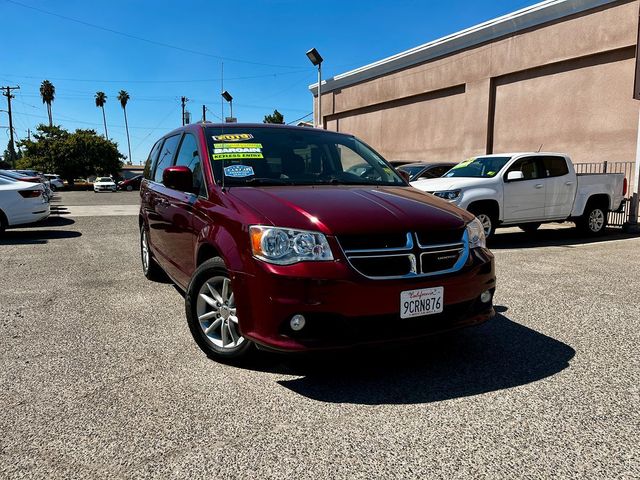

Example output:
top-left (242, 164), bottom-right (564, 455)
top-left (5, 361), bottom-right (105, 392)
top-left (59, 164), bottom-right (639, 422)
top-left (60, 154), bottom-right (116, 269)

top-left (306, 48), bottom-right (323, 128)
top-left (221, 90), bottom-right (234, 122)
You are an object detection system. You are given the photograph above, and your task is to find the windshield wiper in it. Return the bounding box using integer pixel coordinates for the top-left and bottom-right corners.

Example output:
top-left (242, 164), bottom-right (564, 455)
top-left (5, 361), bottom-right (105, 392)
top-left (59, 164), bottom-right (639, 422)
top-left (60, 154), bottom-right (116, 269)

top-left (242, 177), bottom-right (291, 186)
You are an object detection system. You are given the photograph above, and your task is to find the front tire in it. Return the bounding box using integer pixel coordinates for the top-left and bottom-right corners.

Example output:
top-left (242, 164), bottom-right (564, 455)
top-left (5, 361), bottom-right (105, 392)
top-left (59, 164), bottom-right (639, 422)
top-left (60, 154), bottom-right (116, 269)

top-left (126, 185), bottom-right (133, 191)
top-left (468, 207), bottom-right (496, 238)
top-left (185, 257), bottom-right (254, 361)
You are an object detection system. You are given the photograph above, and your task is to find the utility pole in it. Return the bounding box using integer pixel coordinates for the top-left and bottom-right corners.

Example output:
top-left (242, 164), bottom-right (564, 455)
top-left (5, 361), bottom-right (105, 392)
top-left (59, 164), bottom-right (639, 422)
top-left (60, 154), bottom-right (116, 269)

top-left (202, 105), bottom-right (206, 122)
top-left (2, 85), bottom-right (20, 165)
top-left (181, 96), bottom-right (189, 126)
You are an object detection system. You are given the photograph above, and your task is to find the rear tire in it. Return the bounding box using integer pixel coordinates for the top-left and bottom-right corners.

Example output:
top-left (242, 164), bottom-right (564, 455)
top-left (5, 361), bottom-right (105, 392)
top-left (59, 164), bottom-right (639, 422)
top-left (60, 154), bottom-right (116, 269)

top-left (185, 257), bottom-right (255, 362)
top-left (126, 185), bottom-right (133, 191)
top-left (518, 223), bottom-right (541, 233)
top-left (140, 225), bottom-right (165, 281)
top-left (577, 201), bottom-right (608, 235)
top-left (0, 210), bottom-right (7, 235)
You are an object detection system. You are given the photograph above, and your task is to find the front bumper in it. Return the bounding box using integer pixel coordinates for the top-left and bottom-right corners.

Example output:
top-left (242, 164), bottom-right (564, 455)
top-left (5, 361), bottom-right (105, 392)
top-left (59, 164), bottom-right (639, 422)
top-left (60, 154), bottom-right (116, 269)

top-left (231, 248), bottom-right (496, 351)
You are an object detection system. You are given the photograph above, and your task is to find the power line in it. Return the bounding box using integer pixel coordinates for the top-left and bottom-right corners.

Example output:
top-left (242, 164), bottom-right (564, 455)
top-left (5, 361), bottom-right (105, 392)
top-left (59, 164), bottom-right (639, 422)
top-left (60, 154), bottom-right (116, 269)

top-left (0, 70), bottom-right (309, 84)
top-left (5, 0), bottom-right (304, 69)
top-left (287, 112), bottom-right (313, 125)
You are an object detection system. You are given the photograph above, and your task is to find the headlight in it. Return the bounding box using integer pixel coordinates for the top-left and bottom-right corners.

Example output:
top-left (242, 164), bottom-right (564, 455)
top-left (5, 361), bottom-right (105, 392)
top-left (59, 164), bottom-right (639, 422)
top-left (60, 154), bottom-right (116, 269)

top-left (249, 226), bottom-right (334, 265)
top-left (466, 217), bottom-right (487, 249)
top-left (433, 189), bottom-right (461, 201)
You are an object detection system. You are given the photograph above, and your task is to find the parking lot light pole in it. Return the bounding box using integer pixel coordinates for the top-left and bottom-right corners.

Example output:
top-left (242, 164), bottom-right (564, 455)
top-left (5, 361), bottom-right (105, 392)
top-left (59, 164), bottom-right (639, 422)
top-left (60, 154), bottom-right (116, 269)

top-left (306, 48), bottom-right (323, 128)
top-left (221, 90), bottom-right (233, 122)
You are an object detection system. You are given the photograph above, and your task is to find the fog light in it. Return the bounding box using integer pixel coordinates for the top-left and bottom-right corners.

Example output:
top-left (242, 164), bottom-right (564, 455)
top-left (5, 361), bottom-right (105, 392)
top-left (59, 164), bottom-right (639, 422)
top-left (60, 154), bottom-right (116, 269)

top-left (290, 314), bottom-right (306, 331)
top-left (480, 290), bottom-right (492, 303)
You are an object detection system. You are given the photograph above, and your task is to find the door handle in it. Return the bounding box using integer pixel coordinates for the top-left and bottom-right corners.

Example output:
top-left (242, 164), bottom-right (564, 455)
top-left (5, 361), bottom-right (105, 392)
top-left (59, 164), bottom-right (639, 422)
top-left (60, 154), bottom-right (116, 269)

top-left (535, 184), bottom-right (543, 189)
top-left (565, 181), bottom-right (574, 185)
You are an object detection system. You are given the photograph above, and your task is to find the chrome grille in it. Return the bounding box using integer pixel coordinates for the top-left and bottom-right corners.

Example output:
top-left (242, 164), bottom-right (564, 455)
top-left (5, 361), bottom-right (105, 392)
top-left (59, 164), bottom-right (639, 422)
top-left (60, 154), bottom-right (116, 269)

top-left (337, 231), bottom-right (468, 279)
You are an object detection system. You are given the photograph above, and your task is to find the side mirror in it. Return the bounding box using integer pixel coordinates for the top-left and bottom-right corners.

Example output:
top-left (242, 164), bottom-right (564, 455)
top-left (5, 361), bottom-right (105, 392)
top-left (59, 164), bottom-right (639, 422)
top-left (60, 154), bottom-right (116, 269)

top-left (506, 171), bottom-right (524, 182)
top-left (397, 169), bottom-right (411, 183)
top-left (163, 166), bottom-right (193, 192)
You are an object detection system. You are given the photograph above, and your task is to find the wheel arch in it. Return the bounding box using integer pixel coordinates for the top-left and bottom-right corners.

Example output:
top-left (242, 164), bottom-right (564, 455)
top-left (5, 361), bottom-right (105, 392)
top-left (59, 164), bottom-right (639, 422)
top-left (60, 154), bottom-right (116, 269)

top-left (467, 199), bottom-right (500, 222)
top-left (196, 242), bottom-right (222, 267)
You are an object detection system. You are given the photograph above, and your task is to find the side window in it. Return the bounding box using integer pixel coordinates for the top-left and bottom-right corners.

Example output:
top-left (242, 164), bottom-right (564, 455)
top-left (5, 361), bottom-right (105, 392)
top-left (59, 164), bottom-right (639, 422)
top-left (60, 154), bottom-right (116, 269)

top-left (506, 157), bottom-right (543, 181)
top-left (174, 133), bottom-right (206, 195)
top-left (542, 156), bottom-right (569, 177)
top-left (422, 166), bottom-right (449, 179)
top-left (153, 134), bottom-right (181, 183)
top-left (143, 140), bottom-right (163, 180)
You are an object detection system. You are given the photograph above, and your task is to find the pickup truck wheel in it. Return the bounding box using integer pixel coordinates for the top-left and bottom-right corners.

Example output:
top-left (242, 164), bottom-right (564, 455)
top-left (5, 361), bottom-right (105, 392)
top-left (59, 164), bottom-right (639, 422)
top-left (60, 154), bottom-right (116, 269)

top-left (578, 203), bottom-right (607, 235)
top-left (186, 257), bottom-right (254, 361)
top-left (469, 210), bottom-right (496, 238)
top-left (140, 225), bottom-right (164, 281)
top-left (518, 223), bottom-right (541, 233)
top-left (0, 211), bottom-right (6, 235)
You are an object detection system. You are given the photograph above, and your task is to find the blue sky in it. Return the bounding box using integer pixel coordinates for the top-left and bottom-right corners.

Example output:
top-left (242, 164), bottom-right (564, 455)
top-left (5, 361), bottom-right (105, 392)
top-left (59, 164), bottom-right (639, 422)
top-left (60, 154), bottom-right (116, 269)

top-left (1, 0), bottom-right (535, 165)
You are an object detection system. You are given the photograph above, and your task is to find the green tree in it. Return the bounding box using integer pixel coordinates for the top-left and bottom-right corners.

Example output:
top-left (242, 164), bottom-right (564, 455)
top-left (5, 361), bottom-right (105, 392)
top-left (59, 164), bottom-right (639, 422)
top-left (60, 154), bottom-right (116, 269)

top-left (2, 139), bottom-right (20, 168)
top-left (263, 109), bottom-right (284, 124)
top-left (95, 91), bottom-right (109, 139)
top-left (39, 80), bottom-right (55, 127)
top-left (16, 124), bottom-right (124, 183)
top-left (117, 90), bottom-right (132, 164)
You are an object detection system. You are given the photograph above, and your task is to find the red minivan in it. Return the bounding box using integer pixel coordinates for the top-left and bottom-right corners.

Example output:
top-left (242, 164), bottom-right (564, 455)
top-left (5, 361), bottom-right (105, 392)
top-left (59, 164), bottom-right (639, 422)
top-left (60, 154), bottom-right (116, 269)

top-left (140, 123), bottom-right (496, 361)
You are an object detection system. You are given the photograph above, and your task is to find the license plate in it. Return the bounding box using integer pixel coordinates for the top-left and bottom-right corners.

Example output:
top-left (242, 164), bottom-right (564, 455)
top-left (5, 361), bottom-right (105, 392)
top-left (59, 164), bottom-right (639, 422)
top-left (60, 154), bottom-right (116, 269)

top-left (400, 287), bottom-right (444, 319)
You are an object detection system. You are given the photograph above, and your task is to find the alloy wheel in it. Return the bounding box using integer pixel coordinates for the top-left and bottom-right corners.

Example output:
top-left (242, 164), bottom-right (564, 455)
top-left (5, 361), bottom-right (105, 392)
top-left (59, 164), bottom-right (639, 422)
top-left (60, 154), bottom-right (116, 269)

top-left (588, 208), bottom-right (605, 233)
top-left (476, 214), bottom-right (493, 237)
top-left (196, 276), bottom-right (244, 350)
top-left (141, 229), bottom-right (150, 274)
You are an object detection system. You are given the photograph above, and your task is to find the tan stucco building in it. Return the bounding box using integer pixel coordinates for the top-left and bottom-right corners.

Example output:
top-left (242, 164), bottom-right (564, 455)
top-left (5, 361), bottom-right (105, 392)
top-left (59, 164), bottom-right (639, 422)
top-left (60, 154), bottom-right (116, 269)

top-left (310, 0), bottom-right (639, 165)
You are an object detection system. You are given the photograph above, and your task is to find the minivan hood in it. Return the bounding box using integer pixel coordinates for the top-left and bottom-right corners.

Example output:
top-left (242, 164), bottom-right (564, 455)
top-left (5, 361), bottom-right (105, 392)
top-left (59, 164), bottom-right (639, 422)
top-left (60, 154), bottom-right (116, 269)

top-left (411, 176), bottom-right (492, 192)
top-left (227, 185), bottom-right (472, 235)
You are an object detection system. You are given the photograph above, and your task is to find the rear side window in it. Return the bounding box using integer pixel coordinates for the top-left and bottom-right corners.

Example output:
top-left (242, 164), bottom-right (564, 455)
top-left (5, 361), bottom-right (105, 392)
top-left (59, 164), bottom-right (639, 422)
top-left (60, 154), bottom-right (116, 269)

top-left (153, 134), bottom-right (181, 183)
top-left (143, 140), bottom-right (163, 180)
top-left (174, 133), bottom-right (206, 196)
top-left (542, 156), bottom-right (569, 177)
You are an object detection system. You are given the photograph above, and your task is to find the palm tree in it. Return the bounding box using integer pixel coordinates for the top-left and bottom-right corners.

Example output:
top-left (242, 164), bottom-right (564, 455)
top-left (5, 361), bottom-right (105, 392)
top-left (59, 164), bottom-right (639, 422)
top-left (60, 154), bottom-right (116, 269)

top-left (117, 90), bottom-right (132, 164)
top-left (39, 80), bottom-right (55, 126)
top-left (95, 91), bottom-right (109, 139)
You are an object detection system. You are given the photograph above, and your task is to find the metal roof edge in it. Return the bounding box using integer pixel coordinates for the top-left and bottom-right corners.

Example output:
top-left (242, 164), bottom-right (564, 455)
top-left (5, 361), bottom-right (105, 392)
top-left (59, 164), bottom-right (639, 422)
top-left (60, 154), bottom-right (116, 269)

top-left (309, 0), bottom-right (619, 95)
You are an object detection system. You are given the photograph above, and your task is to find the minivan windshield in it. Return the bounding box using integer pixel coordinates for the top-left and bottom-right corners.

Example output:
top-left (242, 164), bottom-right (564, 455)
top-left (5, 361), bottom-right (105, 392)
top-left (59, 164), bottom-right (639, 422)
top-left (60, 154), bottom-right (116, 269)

top-left (205, 127), bottom-right (405, 187)
top-left (444, 156), bottom-right (512, 178)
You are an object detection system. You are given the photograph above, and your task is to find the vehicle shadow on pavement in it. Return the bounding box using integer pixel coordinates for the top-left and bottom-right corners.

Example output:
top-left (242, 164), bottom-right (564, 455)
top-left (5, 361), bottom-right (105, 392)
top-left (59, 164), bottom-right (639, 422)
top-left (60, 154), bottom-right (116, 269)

top-left (274, 313), bottom-right (575, 405)
top-left (489, 228), bottom-right (637, 250)
top-left (0, 216), bottom-right (80, 245)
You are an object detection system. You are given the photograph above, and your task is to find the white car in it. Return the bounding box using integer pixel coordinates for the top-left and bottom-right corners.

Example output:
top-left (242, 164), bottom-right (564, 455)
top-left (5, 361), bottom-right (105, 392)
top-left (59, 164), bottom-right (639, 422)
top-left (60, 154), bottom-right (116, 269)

top-left (93, 176), bottom-right (117, 193)
top-left (411, 153), bottom-right (626, 237)
top-left (0, 176), bottom-right (50, 233)
top-left (44, 174), bottom-right (64, 191)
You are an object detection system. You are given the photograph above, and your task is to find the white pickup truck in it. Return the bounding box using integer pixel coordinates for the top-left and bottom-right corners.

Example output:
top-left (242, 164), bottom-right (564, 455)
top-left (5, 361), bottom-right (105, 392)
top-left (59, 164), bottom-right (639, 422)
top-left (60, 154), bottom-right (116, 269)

top-left (411, 153), bottom-right (626, 237)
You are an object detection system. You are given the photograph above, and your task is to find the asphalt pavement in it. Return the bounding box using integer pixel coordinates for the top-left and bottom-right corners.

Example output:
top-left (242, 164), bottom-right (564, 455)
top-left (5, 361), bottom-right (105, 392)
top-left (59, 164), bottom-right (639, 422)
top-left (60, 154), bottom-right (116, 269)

top-left (1, 191), bottom-right (638, 479)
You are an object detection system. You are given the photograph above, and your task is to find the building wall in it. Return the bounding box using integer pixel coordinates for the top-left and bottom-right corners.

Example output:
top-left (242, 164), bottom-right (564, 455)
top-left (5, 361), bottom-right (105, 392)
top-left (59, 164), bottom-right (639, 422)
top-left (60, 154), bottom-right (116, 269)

top-left (321, 0), bottom-right (639, 164)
